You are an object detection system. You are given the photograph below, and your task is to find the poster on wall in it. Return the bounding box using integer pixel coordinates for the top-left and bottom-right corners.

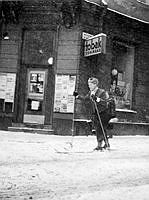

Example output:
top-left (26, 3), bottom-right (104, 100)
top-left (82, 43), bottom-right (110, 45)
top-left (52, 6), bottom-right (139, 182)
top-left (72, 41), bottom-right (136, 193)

top-left (54, 75), bottom-right (76, 113)
top-left (5, 73), bottom-right (16, 102)
top-left (0, 73), bottom-right (16, 102)
top-left (0, 73), bottom-right (7, 99)
top-left (0, 73), bottom-right (16, 112)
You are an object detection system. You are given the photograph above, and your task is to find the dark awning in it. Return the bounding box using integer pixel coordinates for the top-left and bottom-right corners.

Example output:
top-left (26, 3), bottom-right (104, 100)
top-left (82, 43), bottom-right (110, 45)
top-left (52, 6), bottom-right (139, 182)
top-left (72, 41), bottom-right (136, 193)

top-left (85, 0), bottom-right (149, 24)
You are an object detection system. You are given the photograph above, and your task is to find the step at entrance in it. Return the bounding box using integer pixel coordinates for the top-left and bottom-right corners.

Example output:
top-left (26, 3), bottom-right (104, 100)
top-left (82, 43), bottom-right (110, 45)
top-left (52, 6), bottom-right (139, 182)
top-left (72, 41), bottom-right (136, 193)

top-left (8, 123), bottom-right (54, 135)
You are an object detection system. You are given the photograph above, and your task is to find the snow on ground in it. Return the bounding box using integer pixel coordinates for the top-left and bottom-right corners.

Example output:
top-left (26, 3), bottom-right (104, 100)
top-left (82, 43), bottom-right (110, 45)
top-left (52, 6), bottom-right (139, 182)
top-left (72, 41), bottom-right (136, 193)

top-left (0, 130), bottom-right (149, 200)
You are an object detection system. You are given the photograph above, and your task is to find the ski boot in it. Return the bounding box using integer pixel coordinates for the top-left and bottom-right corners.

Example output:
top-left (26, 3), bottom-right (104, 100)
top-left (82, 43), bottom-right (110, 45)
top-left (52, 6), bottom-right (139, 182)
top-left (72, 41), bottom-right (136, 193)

top-left (102, 143), bottom-right (110, 150)
top-left (94, 141), bottom-right (103, 151)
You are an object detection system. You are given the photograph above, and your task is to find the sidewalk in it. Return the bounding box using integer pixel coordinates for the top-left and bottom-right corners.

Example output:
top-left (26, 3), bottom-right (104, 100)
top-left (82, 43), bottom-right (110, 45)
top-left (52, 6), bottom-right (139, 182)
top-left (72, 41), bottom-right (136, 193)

top-left (0, 130), bottom-right (149, 200)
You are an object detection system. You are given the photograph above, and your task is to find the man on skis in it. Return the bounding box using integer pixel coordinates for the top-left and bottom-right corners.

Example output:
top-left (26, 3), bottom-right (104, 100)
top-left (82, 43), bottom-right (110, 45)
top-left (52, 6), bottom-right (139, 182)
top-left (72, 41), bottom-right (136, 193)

top-left (73, 77), bottom-right (110, 151)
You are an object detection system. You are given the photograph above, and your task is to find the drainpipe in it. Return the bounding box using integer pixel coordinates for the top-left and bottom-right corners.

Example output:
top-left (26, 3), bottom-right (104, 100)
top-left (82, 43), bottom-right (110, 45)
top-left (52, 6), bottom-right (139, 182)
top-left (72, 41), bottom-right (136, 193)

top-left (84, 0), bottom-right (107, 32)
top-left (98, 2), bottom-right (107, 33)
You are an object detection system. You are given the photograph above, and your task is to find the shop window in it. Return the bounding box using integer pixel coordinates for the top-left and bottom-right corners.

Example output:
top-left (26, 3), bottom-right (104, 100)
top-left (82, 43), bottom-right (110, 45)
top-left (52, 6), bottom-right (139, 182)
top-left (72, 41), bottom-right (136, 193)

top-left (0, 73), bottom-right (16, 113)
top-left (28, 72), bottom-right (45, 98)
top-left (25, 70), bottom-right (46, 113)
top-left (111, 42), bottom-right (134, 110)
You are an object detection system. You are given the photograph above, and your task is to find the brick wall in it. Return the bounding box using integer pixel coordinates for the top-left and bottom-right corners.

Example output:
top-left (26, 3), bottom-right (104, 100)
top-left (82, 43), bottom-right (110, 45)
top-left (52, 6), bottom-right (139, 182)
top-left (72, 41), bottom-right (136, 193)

top-left (56, 26), bottom-right (81, 74)
top-left (0, 26), bottom-right (20, 73)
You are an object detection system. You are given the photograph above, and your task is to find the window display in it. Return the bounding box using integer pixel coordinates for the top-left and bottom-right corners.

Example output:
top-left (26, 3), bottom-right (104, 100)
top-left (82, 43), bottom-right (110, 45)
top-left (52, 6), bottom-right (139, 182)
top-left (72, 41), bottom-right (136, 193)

top-left (26, 70), bottom-right (46, 112)
top-left (110, 72), bottom-right (131, 109)
top-left (112, 42), bottom-right (134, 110)
top-left (29, 72), bottom-right (45, 97)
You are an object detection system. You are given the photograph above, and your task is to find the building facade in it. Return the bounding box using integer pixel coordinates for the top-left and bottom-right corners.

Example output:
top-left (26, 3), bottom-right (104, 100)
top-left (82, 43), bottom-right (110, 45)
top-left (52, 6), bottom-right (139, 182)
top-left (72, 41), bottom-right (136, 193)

top-left (0, 0), bottom-right (149, 135)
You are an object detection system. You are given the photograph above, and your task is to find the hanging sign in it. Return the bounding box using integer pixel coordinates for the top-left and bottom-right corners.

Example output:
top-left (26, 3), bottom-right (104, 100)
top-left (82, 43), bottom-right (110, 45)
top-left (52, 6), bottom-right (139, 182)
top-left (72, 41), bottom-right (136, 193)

top-left (82, 32), bottom-right (93, 40)
top-left (84, 33), bottom-right (106, 57)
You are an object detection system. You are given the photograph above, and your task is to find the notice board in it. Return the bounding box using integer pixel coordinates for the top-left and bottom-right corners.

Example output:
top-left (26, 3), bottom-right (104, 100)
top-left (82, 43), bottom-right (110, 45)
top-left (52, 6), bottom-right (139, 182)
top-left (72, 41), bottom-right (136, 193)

top-left (0, 73), bottom-right (16, 112)
top-left (54, 75), bottom-right (76, 113)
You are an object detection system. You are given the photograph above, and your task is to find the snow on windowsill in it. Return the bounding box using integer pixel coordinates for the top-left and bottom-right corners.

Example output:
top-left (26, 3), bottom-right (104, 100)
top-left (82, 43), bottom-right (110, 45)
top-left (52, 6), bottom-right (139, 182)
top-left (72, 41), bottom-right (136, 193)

top-left (116, 109), bottom-right (137, 114)
top-left (111, 121), bottom-right (149, 125)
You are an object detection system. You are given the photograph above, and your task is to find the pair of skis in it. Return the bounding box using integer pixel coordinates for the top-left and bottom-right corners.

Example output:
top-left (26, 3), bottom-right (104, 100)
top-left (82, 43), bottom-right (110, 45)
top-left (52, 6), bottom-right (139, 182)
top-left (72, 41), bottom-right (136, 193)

top-left (68, 96), bottom-right (110, 151)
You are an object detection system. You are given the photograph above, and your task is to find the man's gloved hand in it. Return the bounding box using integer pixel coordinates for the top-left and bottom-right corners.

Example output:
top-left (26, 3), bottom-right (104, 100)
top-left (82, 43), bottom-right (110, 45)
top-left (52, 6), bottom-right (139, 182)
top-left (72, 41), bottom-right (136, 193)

top-left (73, 91), bottom-right (79, 97)
top-left (91, 94), bottom-right (101, 102)
top-left (91, 94), bottom-right (97, 101)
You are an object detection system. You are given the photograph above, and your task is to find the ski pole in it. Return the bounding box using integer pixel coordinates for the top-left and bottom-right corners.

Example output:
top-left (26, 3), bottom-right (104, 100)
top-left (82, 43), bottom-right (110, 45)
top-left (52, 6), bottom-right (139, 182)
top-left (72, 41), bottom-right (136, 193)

top-left (70, 97), bottom-right (75, 146)
top-left (66, 96), bottom-right (76, 148)
top-left (93, 100), bottom-right (110, 148)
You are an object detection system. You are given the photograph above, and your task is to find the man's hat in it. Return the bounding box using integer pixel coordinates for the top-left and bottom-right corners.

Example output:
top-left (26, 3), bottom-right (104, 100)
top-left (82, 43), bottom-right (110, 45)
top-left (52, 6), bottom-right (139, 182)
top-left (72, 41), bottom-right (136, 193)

top-left (88, 77), bottom-right (99, 85)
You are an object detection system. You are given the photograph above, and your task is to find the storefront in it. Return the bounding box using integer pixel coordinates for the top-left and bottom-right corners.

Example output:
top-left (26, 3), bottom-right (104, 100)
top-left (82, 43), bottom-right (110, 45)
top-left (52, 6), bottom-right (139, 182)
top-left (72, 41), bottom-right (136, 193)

top-left (0, 23), bottom-right (20, 129)
top-left (0, 1), bottom-right (57, 129)
top-left (0, 0), bottom-right (149, 135)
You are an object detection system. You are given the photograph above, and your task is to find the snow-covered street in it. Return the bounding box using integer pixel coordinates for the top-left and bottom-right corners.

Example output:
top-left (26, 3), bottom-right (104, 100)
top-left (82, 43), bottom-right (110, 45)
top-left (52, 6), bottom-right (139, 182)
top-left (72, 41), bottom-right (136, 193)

top-left (0, 130), bottom-right (149, 200)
